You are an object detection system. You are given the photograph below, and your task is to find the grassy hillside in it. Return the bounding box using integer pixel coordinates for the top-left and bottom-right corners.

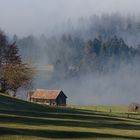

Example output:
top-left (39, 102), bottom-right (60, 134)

top-left (71, 105), bottom-right (128, 113)
top-left (0, 93), bottom-right (140, 140)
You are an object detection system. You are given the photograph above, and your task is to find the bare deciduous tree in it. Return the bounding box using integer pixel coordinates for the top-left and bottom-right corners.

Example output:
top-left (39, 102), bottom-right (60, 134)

top-left (0, 31), bottom-right (34, 97)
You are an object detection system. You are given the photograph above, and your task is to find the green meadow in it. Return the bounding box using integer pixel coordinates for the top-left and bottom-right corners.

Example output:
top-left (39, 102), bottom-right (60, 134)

top-left (0, 93), bottom-right (140, 140)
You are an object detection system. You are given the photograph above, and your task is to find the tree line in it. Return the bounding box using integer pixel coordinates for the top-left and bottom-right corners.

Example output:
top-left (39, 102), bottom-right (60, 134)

top-left (52, 35), bottom-right (140, 79)
top-left (13, 33), bottom-right (140, 80)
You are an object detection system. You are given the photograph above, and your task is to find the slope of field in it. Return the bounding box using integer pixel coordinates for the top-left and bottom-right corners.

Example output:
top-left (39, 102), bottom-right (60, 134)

top-left (0, 93), bottom-right (140, 140)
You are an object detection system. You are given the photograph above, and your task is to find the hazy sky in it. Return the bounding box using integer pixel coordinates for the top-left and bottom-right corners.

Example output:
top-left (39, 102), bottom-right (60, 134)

top-left (0, 0), bottom-right (140, 37)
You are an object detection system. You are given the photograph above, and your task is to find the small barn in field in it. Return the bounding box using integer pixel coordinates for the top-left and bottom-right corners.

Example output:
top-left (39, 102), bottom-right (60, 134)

top-left (128, 103), bottom-right (140, 113)
top-left (28, 89), bottom-right (67, 106)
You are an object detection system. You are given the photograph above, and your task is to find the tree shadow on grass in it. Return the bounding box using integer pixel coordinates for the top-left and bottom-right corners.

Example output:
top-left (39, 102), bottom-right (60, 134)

top-left (0, 109), bottom-right (135, 123)
top-left (0, 127), bottom-right (140, 139)
top-left (0, 115), bottom-right (140, 130)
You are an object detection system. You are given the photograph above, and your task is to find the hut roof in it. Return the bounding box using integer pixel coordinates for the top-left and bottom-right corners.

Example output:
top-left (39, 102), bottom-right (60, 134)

top-left (129, 103), bottom-right (140, 107)
top-left (30, 89), bottom-right (62, 99)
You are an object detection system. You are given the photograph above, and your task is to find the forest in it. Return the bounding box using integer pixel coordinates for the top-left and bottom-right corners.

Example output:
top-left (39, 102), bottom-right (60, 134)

top-left (13, 14), bottom-right (140, 81)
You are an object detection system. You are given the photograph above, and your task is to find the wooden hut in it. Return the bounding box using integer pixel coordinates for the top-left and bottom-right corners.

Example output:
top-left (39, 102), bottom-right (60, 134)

top-left (28, 89), bottom-right (67, 106)
top-left (128, 103), bottom-right (140, 113)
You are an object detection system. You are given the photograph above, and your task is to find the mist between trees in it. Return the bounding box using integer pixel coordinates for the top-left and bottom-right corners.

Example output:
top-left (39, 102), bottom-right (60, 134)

top-left (7, 14), bottom-right (140, 105)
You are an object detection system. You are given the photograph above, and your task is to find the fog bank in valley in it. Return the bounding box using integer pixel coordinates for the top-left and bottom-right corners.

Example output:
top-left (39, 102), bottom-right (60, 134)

top-left (1, 0), bottom-right (140, 105)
